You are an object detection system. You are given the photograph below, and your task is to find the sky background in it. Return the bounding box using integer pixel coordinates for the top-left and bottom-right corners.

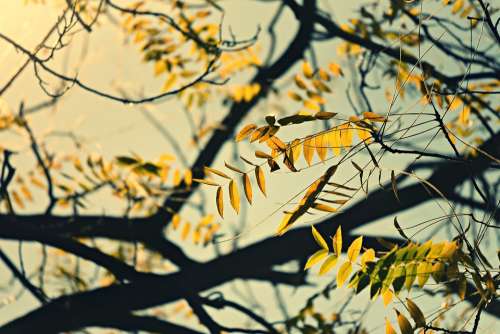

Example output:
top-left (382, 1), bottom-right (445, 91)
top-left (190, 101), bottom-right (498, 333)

top-left (0, 0), bottom-right (497, 333)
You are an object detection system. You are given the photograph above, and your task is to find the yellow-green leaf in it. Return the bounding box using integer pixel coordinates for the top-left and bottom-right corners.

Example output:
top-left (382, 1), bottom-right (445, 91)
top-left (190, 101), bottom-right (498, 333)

top-left (305, 249), bottom-right (329, 270)
top-left (417, 262), bottom-right (432, 287)
top-left (347, 236), bottom-right (363, 263)
top-left (406, 298), bottom-right (426, 328)
top-left (312, 225), bottom-right (328, 250)
top-left (319, 254), bottom-right (338, 275)
top-left (337, 261), bottom-right (352, 287)
top-left (229, 180), bottom-right (240, 214)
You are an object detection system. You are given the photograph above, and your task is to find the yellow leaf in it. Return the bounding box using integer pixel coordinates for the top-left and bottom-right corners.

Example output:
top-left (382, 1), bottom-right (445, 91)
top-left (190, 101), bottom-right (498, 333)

top-left (277, 212), bottom-right (293, 236)
top-left (312, 225), bottom-right (328, 250)
top-left (337, 261), bottom-right (352, 287)
top-left (302, 61), bottom-right (314, 78)
top-left (242, 174), bottom-right (252, 204)
top-left (154, 60), bottom-right (166, 76)
top-left (417, 262), bottom-right (432, 287)
top-left (193, 178), bottom-right (220, 186)
top-left (313, 203), bottom-right (337, 213)
top-left (328, 128), bottom-right (341, 156)
top-left (224, 161), bottom-right (245, 174)
top-left (363, 111), bottom-right (386, 122)
top-left (395, 310), bottom-right (413, 334)
top-left (333, 226), bottom-right (342, 256)
top-left (181, 222), bottom-right (191, 240)
top-left (385, 318), bottom-right (397, 334)
top-left (319, 254), bottom-right (338, 275)
top-left (304, 99), bottom-right (321, 112)
top-left (328, 62), bottom-right (344, 77)
top-left (305, 249), bottom-right (329, 270)
top-left (339, 123), bottom-right (353, 149)
top-left (406, 298), bottom-right (426, 328)
top-left (203, 166), bottom-right (231, 180)
top-left (382, 289), bottom-right (394, 307)
top-left (291, 139), bottom-right (302, 163)
top-left (288, 91), bottom-right (303, 101)
top-left (303, 136), bottom-right (315, 166)
top-left (315, 134), bottom-right (327, 161)
top-left (294, 74), bottom-right (307, 90)
top-left (236, 124), bottom-right (257, 142)
top-left (361, 248), bottom-right (375, 266)
top-left (347, 236), bottom-right (363, 263)
top-left (255, 150), bottom-right (273, 159)
top-left (184, 169), bottom-right (192, 186)
top-left (451, 0), bottom-right (463, 14)
top-left (216, 186), bottom-right (224, 218)
top-left (172, 214), bottom-right (181, 230)
top-left (255, 166), bottom-right (266, 196)
top-left (229, 179), bottom-right (240, 214)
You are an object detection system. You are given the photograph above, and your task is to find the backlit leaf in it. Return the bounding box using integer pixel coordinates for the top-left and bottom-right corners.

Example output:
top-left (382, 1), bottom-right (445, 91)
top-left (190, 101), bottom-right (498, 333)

top-left (417, 262), bottom-right (432, 287)
top-left (255, 166), bottom-right (266, 196)
top-left (305, 249), bottom-right (328, 269)
top-left (319, 254), bottom-right (338, 275)
top-left (229, 180), bottom-right (240, 214)
top-left (303, 136), bottom-right (315, 166)
top-left (312, 225), bottom-right (328, 250)
top-left (242, 174), bottom-right (252, 204)
top-left (347, 236), bottom-right (363, 263)
top-left (337, 261), bottom-right (352, 287)
top-left (385, 318), bottom-right (397, 334)
top-left (333, 226), bottom-right (342, 256)
top-left (204, 166), bottom-right (230, 179)
top-left (216, 186), bottom-right (224, 218)
top-left (235, 124), bottom-right (257, 142)
top-left (193, 178), bottom-right (220, 186)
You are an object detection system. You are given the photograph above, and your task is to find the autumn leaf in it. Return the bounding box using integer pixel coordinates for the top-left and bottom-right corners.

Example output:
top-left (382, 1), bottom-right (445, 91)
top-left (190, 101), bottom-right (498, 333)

top-left (242, 174), bottom-right (252, 204)
top-left (406, 298), bottom-right (426, 328)
top-left (347, 236), bottom-right (363, 263)
top-left (255, 166), bottom-right (266, 196)
top-left (235, 124), bottom-right (257, 142)
top-left (305, 249), bottom-right (328, 269)
top-left (395, 310), bottom-right (413, 334)
top-left (337, 261), bottom-right (352, 287)
top-left (229, 179), bottom-right (240, 213)
top-left (319, 254), bottom-right (338, 275)
top-left (333, 226), bottom-right (342, 256)
top-left (311, 225), bottom-right (328, 250)
top-left (216, 186), bottom-right (224, 218)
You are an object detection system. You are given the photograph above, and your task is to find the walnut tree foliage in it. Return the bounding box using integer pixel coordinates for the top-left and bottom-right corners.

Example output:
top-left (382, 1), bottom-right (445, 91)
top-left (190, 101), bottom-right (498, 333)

top-left (0, 0), bottom-right (498, 333)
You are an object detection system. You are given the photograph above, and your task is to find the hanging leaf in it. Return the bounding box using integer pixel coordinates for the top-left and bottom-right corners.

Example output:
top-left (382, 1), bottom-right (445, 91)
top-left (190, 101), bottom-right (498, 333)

top-left (417, 262), bottom-right (432, 287)
top-left (315, 134), bottom-right (327, 161)
top-left (361, 248), bottom-right (375, 266)
top-left (242, 174), bottom-right (252, 204)
top-left (347, 236), bottom-right (363, 263)
top-left (382, 289), bottom-right (394, 307)
top-left (172, 214), bottom-right (181, 230)
top-left (319, 254), bottom-right (338, 275)
top-left (181, 222), bottom-right (191, 241)
top-left (312, 225), bottom-right (328, 250)
top-left (216, 186), bottom-right (224, 218)
top-left (391, 171), bottom-right (400, 202)
top-left (229, 180), bottom-right (240, 214)
top-left (315, 111), bottom-right (337, 120)
top-left (333, 226), bottom-right (342, 256)
top-left (406, 298), bottom-right (426, 328)
top-left (305, 249), bottom-right (329, 269)
top-left (303, 136), bottom-right (315, 166)
top-left (337, 261), bottom-right (352, 287)
top-left (395, 310), bottom-right (413, 334)
top-left (235, 124), bottom-right (257, 142)
top-left (302, 61), bottom-right (314, 78)
top-left (255, 166), bottom-right (266, 196)
top-left (458, 273), bottom-right (467, 300)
